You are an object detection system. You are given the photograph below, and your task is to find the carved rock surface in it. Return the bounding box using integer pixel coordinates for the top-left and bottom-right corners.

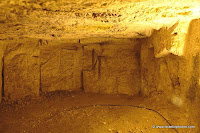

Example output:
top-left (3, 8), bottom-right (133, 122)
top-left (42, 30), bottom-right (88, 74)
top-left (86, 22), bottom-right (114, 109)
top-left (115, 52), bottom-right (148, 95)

top-left (83, 40), bottom-right (141, 95)
top-left (140, 18), bottom-right (200, 131)
top-left (40, 42), bottom-right (82, 92)
top-left (4, 38), bottom-right (40, 100)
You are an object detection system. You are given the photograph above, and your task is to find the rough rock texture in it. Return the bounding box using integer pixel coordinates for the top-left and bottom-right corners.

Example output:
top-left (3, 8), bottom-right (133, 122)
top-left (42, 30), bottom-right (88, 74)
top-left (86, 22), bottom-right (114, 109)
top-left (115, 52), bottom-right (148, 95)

top-left (140, 18), bottom-right (200, 132)
top-left (83, 40), bottom-right (141, 95)
top-left (40, 40), bottom-right (82, 92)
top-left (185, 18), bottom-right (200, 132)
top-left (148, 20), bottom-right (189, 57)
top-left (0, 38), bottom-right (141, 101)
top-left (3, 38), bottom-right (40, 100)
top-left (141, 42), bottom-right (200, 131)
top-left (141, 44), bottom-right (187, 104)
top-left (1, 0), bottom-right (200, 40)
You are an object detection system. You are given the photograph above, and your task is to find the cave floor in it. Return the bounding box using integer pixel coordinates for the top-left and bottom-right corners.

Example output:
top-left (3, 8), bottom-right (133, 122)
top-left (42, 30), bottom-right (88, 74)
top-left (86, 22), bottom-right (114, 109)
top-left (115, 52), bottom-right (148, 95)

top-left (0, 91), bottom-right (196, 133)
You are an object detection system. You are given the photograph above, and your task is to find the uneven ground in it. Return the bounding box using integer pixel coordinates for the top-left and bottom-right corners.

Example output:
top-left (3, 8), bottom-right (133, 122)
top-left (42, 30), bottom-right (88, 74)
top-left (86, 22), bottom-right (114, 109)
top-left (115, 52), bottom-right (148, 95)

top-left (0, 91), bottom-right (197, 133)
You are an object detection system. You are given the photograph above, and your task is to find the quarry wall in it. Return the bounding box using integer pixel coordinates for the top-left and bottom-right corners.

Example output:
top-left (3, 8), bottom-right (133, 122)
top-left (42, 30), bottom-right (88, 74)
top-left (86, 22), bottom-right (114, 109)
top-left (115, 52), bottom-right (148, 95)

top-left (0, 38), bottom-right (141, 102)
top-left (140, 18), bottom-right (200, 131)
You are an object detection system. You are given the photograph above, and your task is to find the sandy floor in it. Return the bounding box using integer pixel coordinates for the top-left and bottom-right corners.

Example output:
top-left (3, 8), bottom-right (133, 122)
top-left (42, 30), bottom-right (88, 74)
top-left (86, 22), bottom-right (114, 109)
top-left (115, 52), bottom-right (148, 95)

top-left (0, 91), bottom-right (197, 133)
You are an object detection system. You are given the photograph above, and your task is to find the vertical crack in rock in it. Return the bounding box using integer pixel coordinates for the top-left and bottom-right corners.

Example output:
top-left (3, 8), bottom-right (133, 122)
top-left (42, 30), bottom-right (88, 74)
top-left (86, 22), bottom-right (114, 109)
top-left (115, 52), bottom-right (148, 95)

top-left (176, 61), bottom-right (181, 87)
top-left (81, 45), bottom-right (84, 91)
top-left (98, 56), bottom-right (101, 79)
top-left (163, 59), bottom-right (175, 89)
top-left (39, 64), bottom-right (42, 93)
top-left (92, 49), bottom-right (95, 65)
top-left (187, 53), bottom-right (199, 102)
top-left (2, 56), bottom-right (4, 98)
top-left (81, 71), bottom-right (84, 91)
top-left (82, 51), bottom-right (99, 71)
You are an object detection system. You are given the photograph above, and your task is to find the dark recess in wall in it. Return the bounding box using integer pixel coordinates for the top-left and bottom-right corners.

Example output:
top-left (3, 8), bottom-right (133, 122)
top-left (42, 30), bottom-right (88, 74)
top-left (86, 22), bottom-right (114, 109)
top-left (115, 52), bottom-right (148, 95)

top-left (2, 57), bottom-right (4, 98)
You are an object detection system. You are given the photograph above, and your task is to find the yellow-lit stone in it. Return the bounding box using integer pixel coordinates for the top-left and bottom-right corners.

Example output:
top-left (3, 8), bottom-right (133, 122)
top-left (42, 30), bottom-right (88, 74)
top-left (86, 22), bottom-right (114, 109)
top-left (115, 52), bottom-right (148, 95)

top-left (0, 0), bottom-right (200, 132)
top-left (4, 38), bottom-right (40, 100)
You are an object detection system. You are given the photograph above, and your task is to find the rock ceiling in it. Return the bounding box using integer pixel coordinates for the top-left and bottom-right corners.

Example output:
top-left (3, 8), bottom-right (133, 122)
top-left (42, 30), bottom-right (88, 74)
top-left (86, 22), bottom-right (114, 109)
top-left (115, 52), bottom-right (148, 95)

top-left (0, 0), bottom-right (200, 40)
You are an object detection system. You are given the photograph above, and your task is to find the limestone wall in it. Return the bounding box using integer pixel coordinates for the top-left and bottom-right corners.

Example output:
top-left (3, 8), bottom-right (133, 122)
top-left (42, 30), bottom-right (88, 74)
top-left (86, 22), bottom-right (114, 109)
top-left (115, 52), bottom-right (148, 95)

top-left (0, 38), bottom-right (141, 101)
top-left (3, 39), bottom-right (40, 100)
top-left (141, 42), bottom-right (190, 104)
top-left (40, 42), bottom-right (82, 92)
top-left (83, 43), bottom-right (141, 95)
top-left (140, 18), bottom-right (200, 131)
